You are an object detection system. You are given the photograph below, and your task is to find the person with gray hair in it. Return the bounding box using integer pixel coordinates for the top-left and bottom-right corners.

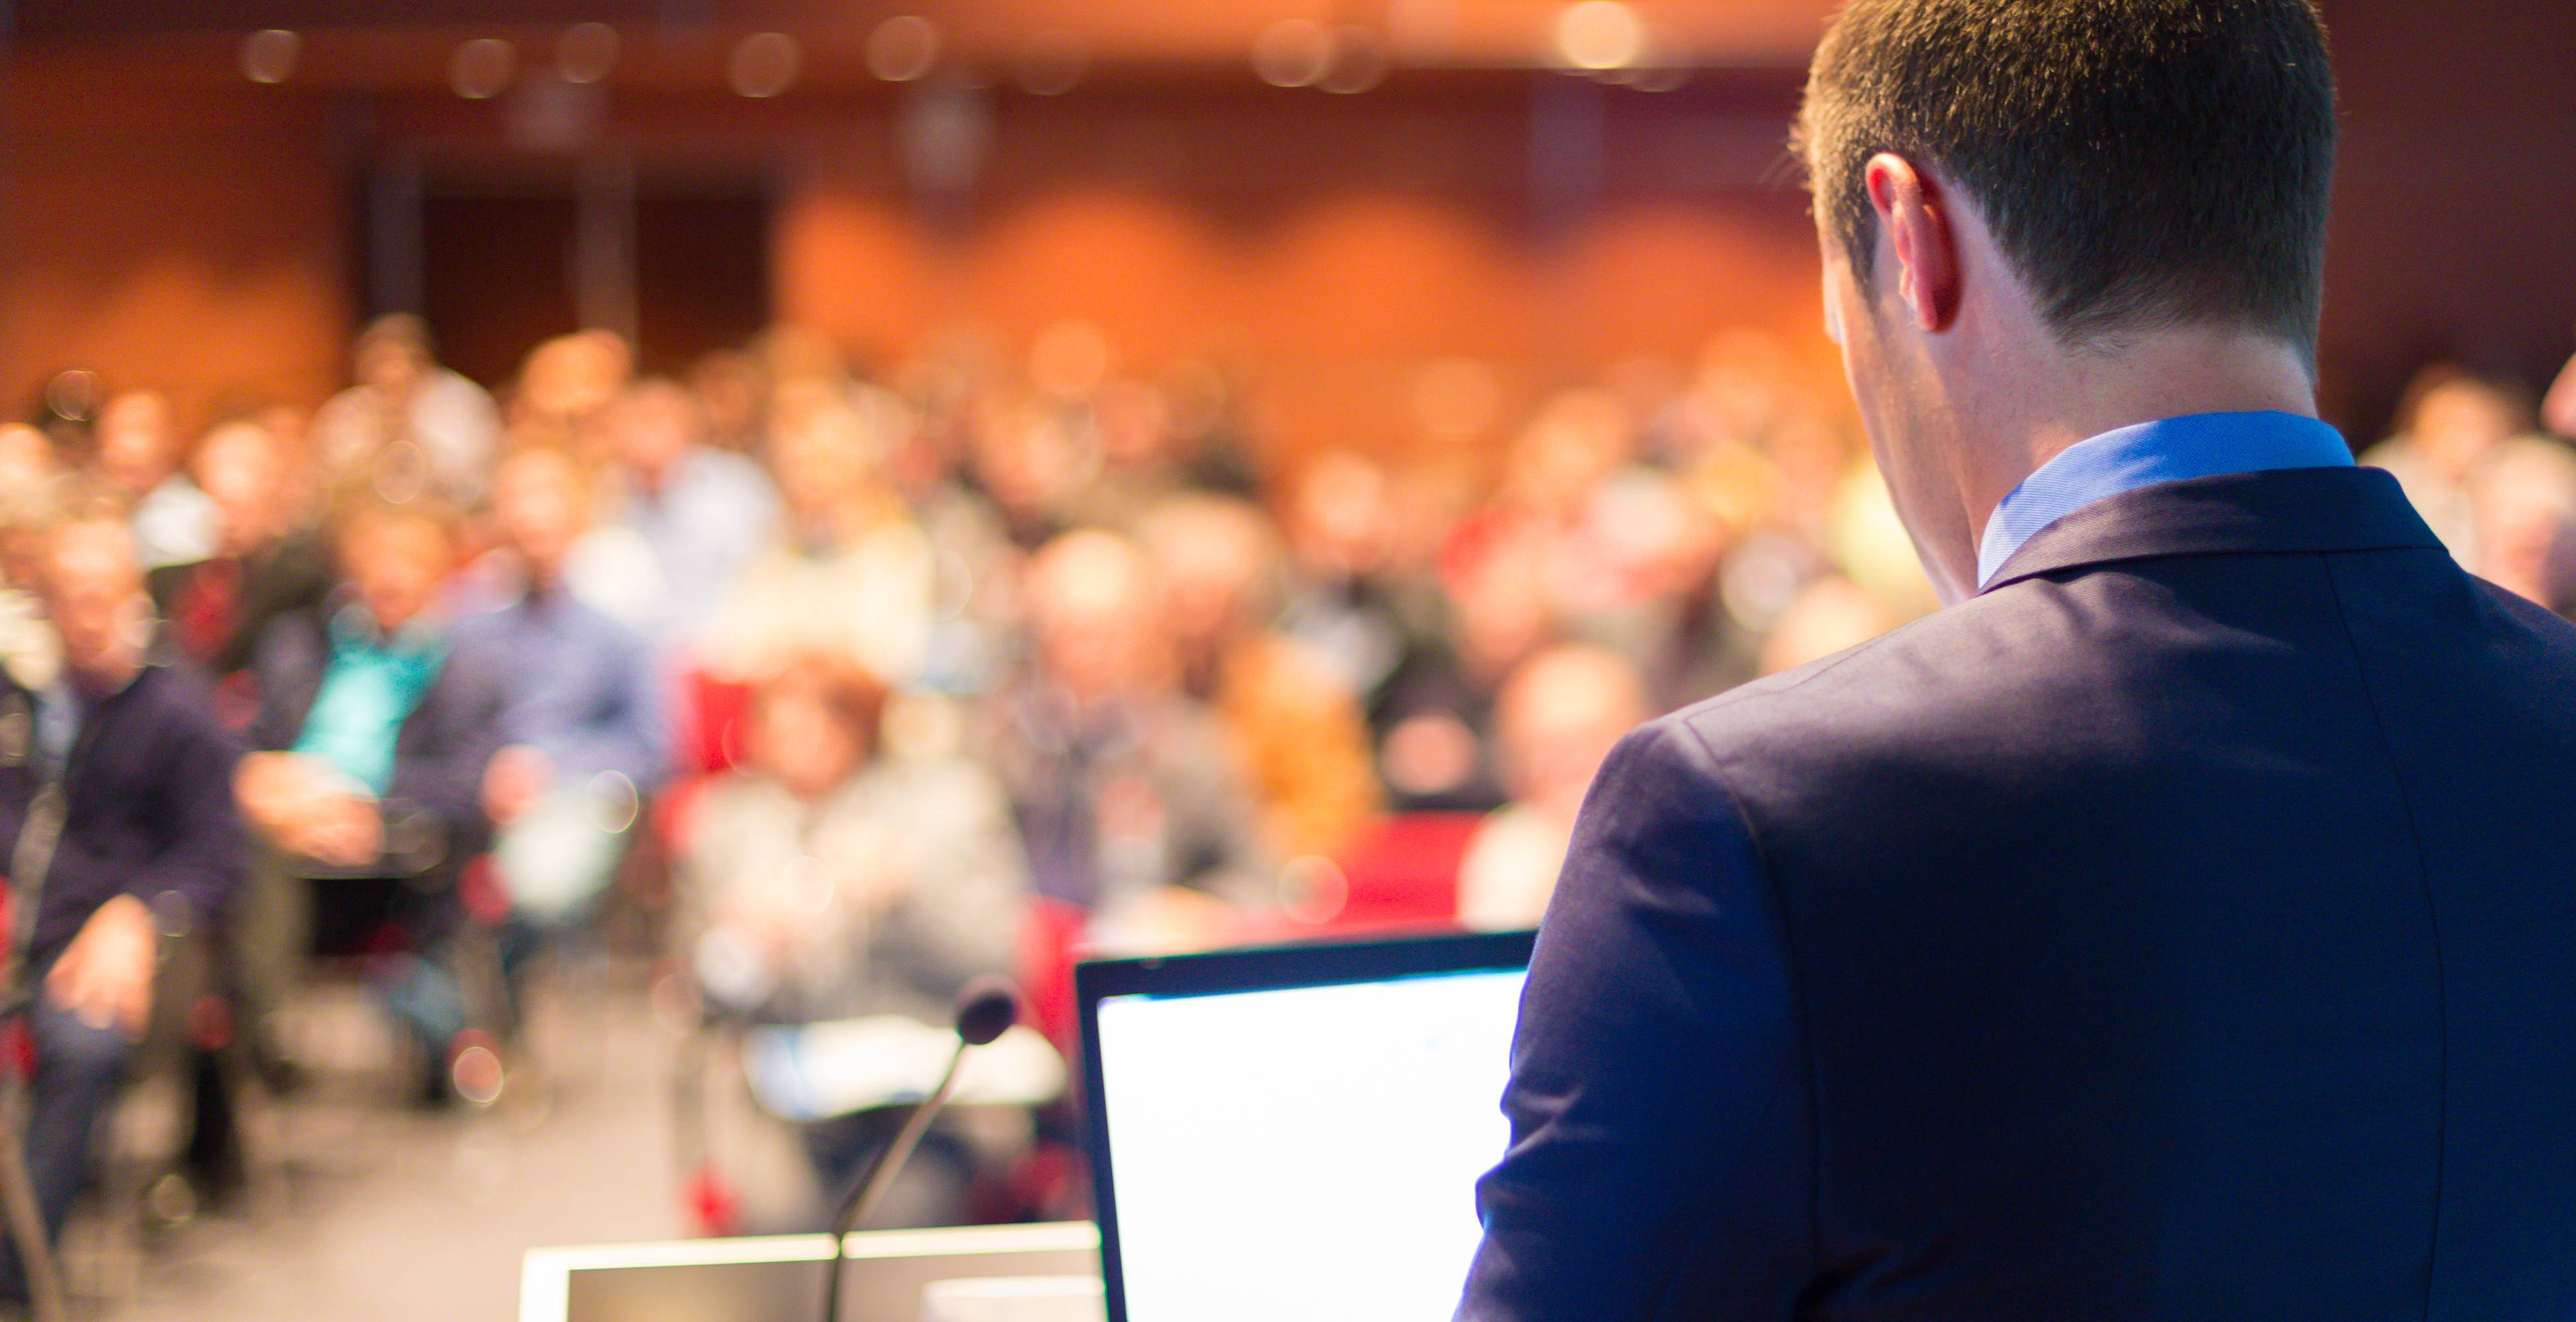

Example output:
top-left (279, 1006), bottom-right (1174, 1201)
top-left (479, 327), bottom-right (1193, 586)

top-left (0, 504), bottom-right (243, 1298)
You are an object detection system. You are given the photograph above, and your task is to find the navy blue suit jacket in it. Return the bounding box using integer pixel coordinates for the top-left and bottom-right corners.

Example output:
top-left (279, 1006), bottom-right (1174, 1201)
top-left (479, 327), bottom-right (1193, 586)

top-left (1458, 466), bottom-right (2576, 1320)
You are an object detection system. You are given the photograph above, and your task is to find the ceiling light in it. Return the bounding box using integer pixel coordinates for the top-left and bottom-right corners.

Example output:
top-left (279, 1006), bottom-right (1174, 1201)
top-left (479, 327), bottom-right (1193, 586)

top-left (241, 29), bottom-right (299, 84)
top-left (1253, 19), bottom-right (1332, 89)
top-left (730, 32), bottom-right (802, 98)
top-left (556, 22), bottom-right (619, 85)
top-left (450, 38), bottom-right (517, 99)
top-left (868, 15), bottom-right (941, 83)
top-left (1556, 1), bottom-right (1647, 71)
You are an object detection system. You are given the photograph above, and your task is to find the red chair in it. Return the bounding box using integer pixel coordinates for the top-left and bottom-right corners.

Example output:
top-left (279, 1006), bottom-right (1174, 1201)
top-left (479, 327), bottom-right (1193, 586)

top-left (1316, 811), bottom-right (1484, 933)
top-left (1019, 898), bottom-right (1092, 1052)
top-left (654, 668), bottom-right (756, 859)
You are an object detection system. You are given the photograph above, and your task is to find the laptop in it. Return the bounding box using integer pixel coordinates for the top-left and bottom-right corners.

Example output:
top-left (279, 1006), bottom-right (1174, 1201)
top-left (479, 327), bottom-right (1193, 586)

top-left (1075, 929), bottom-right (1537, 1322)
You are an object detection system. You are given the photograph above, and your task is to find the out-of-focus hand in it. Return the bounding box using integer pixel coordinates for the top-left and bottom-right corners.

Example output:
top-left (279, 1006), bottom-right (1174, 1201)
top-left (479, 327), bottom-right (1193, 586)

top-left (47, 894), bottom-right (155, 1038)
top-left (290, 794), bottom-right (385, 868)
top-left (235, 751), bottom-right (309, 835)
top-left (482, 745), bottom-right (553, 827)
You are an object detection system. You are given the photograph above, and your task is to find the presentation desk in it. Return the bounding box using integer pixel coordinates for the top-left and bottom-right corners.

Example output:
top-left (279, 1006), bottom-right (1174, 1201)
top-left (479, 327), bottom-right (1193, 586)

top-left (521, 1221), bottom-right (1102, 1322)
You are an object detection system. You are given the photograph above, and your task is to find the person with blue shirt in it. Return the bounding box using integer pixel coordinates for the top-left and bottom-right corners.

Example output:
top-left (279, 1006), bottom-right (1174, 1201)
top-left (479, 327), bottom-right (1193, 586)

top-left (453, 446), bottom-right (667, 1026)
top-left (571, 377), bottom-right (782, 671)
top-left (1460, 1), bottom-right (2576, 1317)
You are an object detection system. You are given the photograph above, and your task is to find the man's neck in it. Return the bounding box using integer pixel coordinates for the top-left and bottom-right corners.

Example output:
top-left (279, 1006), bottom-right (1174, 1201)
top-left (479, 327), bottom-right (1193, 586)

top-left (1955, 329), bottom-right (2320, 560)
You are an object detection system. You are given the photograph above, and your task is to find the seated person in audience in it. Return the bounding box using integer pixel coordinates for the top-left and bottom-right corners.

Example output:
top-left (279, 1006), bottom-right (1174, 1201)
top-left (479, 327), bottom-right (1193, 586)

top-left (571, 377), bottom-right (781, 668)
top-left (509, 329), bottom-right (633, 464)
top-left (679, 654), bottom-right (1029, 1226)
top-left (1276, 450), bottom-right (1469, 744)
top-left (684, 654), bottom-right (1027, 1026)
top-left (1455, 644), bottom-right (1647, 931)
top-left (453, 447), bottom-right (666, 1007)
top-left (0, 429), bottom-right (64, 695)
top-left (311, 314), bottom-right (503, 510)
top-left (150, 417), bottom-right (333, 694)
top-left (989, 529), bottom-right (1270, 948)
top-left (2466, 436), bottom-right (2576, 617)
top-left (1138, 492), bottom-right (1379, 861)
top-left (687, 349), bottom-right (767, 453)
top-left (92, 388), bottom-right (217, 571)
top-left (2360, 363), bottom-right (2535, 564)
top-left (235, 497), bottom-right (504, 1098)
top-left (0, 505), bottom-right (243, 1292)
top-left (1370, 533), bottom-right (1559, 814)
top-left (0, 424), bottom-right (57, 511)
top-left (701, 397), bottom-right (934, 687)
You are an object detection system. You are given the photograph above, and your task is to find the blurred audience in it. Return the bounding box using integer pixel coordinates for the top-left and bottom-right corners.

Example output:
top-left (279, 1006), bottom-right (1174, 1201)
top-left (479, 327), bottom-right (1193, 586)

top-left (680, 655), bottom-right (1029, 1227)
top-left (2466, 437), bottom-right (2576, 617)
top-left (0, 504), bottom-right (243, 1292)
top-left (2544, 342), bottom-right (2576, 442)
top-left (1760, 575), bottom-right (1902, 678)
top-left (2361, 364), bottom-right (2536, 564)
top-left (701, 394), bottom-right (934, 687)
top-left (1139, 493), bottom-right (1380, 861)
top-left (990, 530), bottom-right (1269, 945)
top-left (573, 378), bottom-right (782, 664)
top-left (0, 428), bottom-right (65, 692)
top-left (93, 389), bottom-right (217, 571)
top-left (152, 416), bottom-right (334, 689)
top-left (455, 447), bottom-right (667, 1017)
top-left (98, 303), bottom-right (2576, 1246)
top-left (683, 656), bottom-right (1026, 1027)
top-left (312, 314), bottom-right (504, 510)
top-left (1455, 644), bottom-right (1648, 931)
top-left (237, 498), bottom-right (504, 1097)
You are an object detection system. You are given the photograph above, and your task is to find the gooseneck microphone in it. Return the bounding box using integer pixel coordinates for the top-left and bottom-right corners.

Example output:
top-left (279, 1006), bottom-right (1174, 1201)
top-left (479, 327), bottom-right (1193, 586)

top-left (817, 976), bottom-right (1022, 1322)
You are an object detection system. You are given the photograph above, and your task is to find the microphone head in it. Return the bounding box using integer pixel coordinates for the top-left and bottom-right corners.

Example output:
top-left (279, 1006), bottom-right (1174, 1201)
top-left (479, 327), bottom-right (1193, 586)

top-left (952, 976), bottom-right (1021, 1048)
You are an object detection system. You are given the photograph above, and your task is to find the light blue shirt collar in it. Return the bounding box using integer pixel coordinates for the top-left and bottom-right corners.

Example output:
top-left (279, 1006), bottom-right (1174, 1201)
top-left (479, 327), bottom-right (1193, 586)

top-left (1976, 410), bottom-right (2355, 589)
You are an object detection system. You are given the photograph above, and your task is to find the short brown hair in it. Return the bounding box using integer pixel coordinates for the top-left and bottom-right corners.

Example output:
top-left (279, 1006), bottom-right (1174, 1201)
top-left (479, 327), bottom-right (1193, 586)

top-left (1799, 0), bottom-right (2337, 358)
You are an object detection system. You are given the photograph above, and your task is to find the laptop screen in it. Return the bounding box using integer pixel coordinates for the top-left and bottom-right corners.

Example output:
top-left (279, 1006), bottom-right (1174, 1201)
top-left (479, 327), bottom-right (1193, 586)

top-left (1077, 932), bottom-right (1534, 1322)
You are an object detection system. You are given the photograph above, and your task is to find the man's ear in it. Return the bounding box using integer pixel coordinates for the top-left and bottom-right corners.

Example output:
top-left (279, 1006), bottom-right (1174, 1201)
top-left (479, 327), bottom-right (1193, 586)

top-left (1862, 153), bottom-right (1959, 334)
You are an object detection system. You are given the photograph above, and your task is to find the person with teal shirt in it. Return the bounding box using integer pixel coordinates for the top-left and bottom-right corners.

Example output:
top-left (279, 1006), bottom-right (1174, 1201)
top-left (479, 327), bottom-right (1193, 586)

top-left (289, 605), bottom-right (447, 798)
top-left (239, 498), bottom-right (504, 1103)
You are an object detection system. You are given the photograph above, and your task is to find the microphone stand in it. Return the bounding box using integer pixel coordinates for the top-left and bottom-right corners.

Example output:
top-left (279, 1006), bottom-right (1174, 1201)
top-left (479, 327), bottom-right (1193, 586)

top-left (816, 978), bottom-right (1019, 1322)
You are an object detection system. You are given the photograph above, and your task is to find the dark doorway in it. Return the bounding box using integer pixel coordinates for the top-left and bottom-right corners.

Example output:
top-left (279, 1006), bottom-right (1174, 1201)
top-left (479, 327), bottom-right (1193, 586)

top-left (418, 190), bottom-right (581, 389)
top-left (633, 192), bottom-right (771, 378)
top-left (400, 171), bottom-right (771, 390)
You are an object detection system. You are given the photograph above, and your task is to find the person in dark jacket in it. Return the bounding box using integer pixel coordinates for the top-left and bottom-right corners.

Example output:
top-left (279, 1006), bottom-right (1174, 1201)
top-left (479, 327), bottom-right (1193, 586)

top-left (0, 505), bottom-right (243, 1292)
top-left (1460, 2), bottom-right (2576, 1318)
top-left (148, 416), bottom-right (332, 693)
top-left (234, 496), bottom-right (502, 1096)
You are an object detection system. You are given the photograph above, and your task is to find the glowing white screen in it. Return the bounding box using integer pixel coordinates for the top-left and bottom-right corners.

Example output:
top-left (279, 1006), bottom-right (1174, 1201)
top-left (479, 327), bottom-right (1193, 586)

top-left (1093, 968), bottom-right (1525, 1322)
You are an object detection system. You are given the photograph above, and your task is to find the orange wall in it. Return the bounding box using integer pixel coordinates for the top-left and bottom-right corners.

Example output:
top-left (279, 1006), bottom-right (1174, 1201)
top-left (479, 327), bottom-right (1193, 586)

top-left (7, 0), bottom-right (2573, 450)
top-left (773, 87), bottom-right (1842, 460)
top-left (0, 71), bottom-right (354, 432)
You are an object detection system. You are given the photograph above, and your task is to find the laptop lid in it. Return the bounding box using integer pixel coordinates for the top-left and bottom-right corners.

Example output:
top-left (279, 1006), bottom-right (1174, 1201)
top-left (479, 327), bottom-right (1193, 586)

top-left (1076, 929), bottom-right (1535, 1322)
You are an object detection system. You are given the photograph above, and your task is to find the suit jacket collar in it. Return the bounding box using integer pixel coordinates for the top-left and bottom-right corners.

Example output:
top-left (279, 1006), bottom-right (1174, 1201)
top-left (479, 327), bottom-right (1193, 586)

top-left (1978, 465), bottom-right (2443, 594)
